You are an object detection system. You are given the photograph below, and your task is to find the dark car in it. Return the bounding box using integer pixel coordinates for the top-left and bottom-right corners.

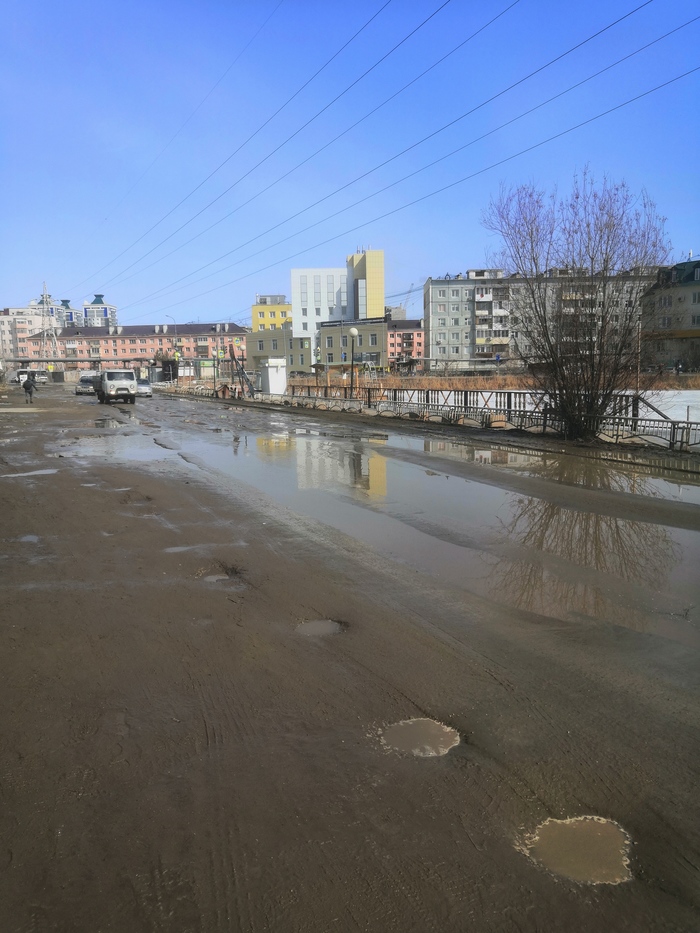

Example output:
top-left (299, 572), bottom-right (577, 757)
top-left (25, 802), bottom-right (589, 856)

top-left (75, 375), bottom-right (96, 395)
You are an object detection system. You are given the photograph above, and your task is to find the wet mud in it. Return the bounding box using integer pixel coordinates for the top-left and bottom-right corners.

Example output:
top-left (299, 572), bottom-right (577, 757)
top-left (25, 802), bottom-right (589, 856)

top-left (1, 389), bottom-right (699, 932)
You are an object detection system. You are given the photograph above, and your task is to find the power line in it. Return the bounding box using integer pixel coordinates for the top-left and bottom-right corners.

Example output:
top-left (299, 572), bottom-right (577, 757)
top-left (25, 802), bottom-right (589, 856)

top-left (66, 0), bottom-right (397, 293)
top-left (120, 1), bottom-right (671, 311)
top-left (130, 66), bottom-right (700, 320)
top-left (105, 0), bottom-right (522, 292)
top-left (87, 0), bottom-right (454, 294)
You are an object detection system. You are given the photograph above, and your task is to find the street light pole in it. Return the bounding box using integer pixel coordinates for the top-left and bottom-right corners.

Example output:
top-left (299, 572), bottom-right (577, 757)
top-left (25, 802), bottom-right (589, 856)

top-left (349, 327), bottom-right (359, 398)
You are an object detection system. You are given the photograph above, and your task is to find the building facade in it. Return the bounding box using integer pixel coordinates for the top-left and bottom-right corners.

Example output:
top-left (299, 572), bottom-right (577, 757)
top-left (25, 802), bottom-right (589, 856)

top-left (346, 249), bottom-right (385, 320)
top-left (11, 322), bottom-right (247, 370)
top-left (286, 249), bottom-right (385, 370)
top-left (424, 270), bottom-right (513, 372)
top-left (252, 294), bottom-right (292, 333)
top-left (642, 259), bottom-right (700, 370)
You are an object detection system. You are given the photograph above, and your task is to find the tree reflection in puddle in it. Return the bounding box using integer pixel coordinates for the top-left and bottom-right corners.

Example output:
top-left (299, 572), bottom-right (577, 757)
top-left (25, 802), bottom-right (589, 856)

top-left (494, 457), bottom-right (682, 633)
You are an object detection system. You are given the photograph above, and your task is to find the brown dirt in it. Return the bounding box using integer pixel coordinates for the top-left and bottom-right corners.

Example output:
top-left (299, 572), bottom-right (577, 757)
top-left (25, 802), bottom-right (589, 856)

top-left (1, 390), bottom-right (699, 932)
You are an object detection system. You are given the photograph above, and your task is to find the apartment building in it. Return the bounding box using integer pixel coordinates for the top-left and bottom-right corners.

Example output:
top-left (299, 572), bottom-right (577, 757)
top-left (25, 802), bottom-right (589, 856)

top-left (252, 294), bottom-right (292, 333)
top-left (17, 322), bottom-right (248, 369)
top-left (642, 259), bottom-right (700, 369)
top-left (1, 291), bottom-right (120, 363)
top-left (424, 270), bottom-right (512, 372)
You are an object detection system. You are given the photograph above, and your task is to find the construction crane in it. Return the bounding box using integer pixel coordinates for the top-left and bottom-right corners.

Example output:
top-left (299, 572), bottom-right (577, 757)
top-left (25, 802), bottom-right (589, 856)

top-left (401, 283), bottom-right (415, 315)
top-left (228, 343), bottom-right (255, 398)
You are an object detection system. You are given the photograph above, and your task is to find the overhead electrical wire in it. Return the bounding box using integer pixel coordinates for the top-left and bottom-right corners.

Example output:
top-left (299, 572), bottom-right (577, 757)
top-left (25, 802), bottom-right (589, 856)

top-left (104, 0), bottom-right (523, 291)
top-left (132, 15), bottom-right (700, 309)
top-left (102, 0), bottom-right (656, 298)
top-left (117, 1), bottom-right (674, 311)
top-left (126, 66), bottom-right (700, 320)
top-left (67, 0), bottom-right (435, 293)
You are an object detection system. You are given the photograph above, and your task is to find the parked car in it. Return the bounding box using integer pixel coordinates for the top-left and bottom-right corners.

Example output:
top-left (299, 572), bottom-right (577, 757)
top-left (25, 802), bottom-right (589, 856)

top-left (75, 375), bottom-right (96, 395)
top-left (137, 379), bottom-right (152, 398)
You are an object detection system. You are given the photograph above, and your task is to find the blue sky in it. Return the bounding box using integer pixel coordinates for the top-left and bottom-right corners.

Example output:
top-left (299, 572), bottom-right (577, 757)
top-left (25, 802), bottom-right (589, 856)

top-left (2, 0), bottom-right (698, 325)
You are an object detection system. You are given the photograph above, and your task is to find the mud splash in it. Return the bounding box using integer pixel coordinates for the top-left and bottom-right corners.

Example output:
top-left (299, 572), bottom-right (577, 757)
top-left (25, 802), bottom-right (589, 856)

top-left (381, 718), bottom-right (459, 757)
top-left (524, 816), bottom-right (632, 884)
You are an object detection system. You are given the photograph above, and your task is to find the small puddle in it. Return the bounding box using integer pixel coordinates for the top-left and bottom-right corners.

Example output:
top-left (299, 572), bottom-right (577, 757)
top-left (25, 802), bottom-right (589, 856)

top-left (296, 619), bottom-right (344, 636)
top-left (204, 574), bottom-right (230, 583)
top-left (18, 534), bottom-right (40, 543)
top-left (381, 718), bottom-right (459, 757)
top-left (94, 418), bottom-right (121, 429)
top-left (164, 545), bottom-right (197, 553)
top-left (524, 816), bottom-right (632, 884)
top-left (1, 469), bottom-right (58, 478)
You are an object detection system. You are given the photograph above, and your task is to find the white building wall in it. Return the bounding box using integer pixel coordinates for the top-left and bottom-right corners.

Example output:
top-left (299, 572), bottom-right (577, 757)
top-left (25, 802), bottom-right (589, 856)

top-left (290, 267), bottom-right (353, 361)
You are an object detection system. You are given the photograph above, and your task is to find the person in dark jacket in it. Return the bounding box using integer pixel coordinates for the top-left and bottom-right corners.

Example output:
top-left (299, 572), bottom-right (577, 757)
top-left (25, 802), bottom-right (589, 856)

top-left (23, 375), bottom-right (37, 404)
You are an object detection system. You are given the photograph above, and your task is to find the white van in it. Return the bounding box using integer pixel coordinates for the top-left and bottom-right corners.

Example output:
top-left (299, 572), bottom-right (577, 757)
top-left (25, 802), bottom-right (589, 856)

top-left (92, 370), bottom-right (138, 404)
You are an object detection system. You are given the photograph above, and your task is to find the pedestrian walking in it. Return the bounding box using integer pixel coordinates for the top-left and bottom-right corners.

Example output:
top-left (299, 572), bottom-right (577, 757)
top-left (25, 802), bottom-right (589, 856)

top-left (23, 375), bottom-right (37, 405)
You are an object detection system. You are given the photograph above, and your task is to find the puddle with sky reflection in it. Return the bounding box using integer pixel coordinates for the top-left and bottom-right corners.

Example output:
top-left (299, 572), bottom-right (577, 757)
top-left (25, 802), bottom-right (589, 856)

top-left (56, 409), bottom-right (700, 646)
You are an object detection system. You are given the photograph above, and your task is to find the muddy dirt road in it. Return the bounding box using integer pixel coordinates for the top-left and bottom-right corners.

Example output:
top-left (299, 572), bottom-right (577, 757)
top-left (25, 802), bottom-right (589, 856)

top-left (1, 388), bottom-right (699, 932)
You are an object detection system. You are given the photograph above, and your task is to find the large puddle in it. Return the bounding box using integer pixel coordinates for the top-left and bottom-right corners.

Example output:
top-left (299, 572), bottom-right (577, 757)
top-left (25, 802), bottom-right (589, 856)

top-left (524, 816), bottom-right (632, 885)
top-left (51, 400), bottom-right (700, 645)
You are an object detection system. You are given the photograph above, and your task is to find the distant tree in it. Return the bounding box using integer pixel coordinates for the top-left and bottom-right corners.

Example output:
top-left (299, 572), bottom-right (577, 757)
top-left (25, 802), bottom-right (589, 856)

top-left (482, 169), bottom-right (671, 439)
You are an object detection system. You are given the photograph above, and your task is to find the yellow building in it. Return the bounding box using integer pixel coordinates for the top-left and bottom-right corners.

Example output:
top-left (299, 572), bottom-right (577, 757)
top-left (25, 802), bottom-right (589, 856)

top-left (252, 294), bottom-right (292, 333)
top-left (346, 249), bottom-right (384, 320)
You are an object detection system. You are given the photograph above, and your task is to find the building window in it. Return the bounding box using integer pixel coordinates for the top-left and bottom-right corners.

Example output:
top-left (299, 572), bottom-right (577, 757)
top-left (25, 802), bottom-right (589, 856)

top-left (692, 315), bottom-right (700, 326)
top-left (257, 341), bottom-right (264, 351)
top-left (289, 339), bottom-right (293, 349)
top-left (369, 333), bottom-right (377, 346)
top-left (693, 292), bottom-right (700, 304)
top-left (451, 318), bottom-right (460, 326)
top-left (302, 307), bottom-right (308, 316)
top-left (451, 346), bottom-right (460, 354)
top-left (289, 355), bottom-right (294, 365)
top-left (300, 354), bottom-right (304, 365)
top-left (302, 323), bottom-right (308, 331)
top-left (269, 311), bottom-right (276, 318)
top-left (357, 335), bottom-right (363, 346)
top-left (271, 339), bottom-right (278, 351)
top-left (438, 289), bottom-right (446, 297)
top-left (451, 332), bottom-right (459, 341)
top-left (341, 335), bottom-right (348, 348)
top-left (315, 308), bottom-right (321, 316)
top-left (258, 311), bottom-right (265, 318)
top-left (326, 336), bottom-right (333, 348)
top-left (326, 353), bottom-right (334, 363)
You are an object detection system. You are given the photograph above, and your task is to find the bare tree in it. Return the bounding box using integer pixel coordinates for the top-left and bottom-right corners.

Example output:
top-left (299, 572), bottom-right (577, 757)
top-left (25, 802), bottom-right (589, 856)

top-left (482, 170), bottom-right (671, 439)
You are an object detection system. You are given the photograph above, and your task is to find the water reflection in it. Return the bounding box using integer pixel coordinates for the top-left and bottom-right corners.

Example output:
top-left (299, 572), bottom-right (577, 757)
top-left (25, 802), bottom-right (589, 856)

top-left (494, 458), bottom-right (680, 629)
top-left (255, 434), bottom-right (388, 498)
